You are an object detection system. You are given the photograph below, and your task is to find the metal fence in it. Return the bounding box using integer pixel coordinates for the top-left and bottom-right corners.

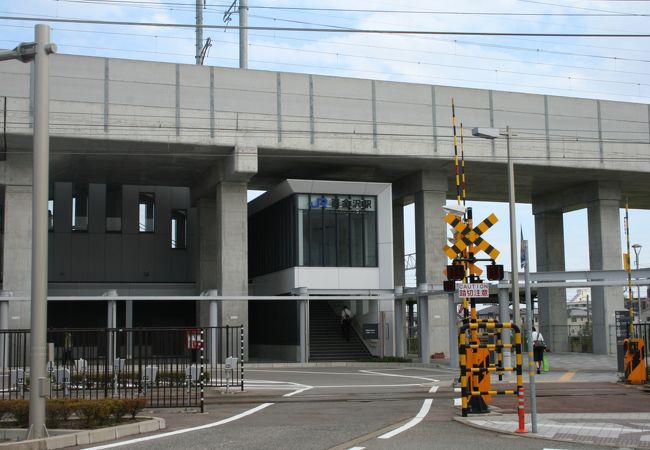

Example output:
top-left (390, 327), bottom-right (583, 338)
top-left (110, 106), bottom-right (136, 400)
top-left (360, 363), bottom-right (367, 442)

top-left (0, 326), bottom-right (244, 409)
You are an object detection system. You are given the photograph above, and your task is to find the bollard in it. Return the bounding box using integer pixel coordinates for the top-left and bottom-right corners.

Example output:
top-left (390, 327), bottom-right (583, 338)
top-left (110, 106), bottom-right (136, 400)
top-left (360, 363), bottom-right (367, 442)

top-left (515, 387), bottom-right (527, 433)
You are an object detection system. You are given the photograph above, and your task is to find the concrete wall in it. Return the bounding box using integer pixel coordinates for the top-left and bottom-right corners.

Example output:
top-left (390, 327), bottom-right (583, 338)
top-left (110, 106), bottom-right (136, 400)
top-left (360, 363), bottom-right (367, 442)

top-left (1, 55), bottom-right (649, 176)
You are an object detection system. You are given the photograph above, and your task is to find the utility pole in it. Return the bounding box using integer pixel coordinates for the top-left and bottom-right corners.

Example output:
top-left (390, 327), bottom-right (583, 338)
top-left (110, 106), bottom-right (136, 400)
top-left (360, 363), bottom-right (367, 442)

top-left (239, 0), bottom-right (248, 68)
top-left (195, 0), bottom-right (203, 64)
top-left (0, 25), bottom-right (56, 440)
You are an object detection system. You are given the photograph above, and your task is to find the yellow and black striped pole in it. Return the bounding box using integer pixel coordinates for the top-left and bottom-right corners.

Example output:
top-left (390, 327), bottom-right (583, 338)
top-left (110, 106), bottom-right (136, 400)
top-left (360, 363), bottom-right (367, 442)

top-left (624, 201), bottom-right (634, 337)
top-left (460, 123), bottom-right (467, 206)
top-left (451, 99), bottom-right (461, 206)
top-left (459, 322), bottom-right (524, 420)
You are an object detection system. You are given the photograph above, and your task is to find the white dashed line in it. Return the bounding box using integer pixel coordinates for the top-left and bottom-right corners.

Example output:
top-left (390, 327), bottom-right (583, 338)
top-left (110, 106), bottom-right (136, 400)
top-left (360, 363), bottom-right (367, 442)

top-left (378, 399), bottom-right (433, 439)
top-left (429, 385), bottom-right (439, 393)
top-left (359, 369), bottom-right (439, 383)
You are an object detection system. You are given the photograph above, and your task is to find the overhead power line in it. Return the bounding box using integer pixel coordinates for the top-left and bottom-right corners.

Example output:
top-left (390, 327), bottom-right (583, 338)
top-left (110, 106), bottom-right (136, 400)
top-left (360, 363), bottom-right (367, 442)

top-left (47, 0), bottom-right (650, 16)
top-left (3, 15), bottom-right (650, 37)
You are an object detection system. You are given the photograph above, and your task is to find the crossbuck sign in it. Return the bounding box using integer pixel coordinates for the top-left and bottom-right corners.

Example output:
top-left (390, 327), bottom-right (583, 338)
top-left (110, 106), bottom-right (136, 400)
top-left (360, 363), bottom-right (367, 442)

top-left (458, 283), bottom-right (490, 298)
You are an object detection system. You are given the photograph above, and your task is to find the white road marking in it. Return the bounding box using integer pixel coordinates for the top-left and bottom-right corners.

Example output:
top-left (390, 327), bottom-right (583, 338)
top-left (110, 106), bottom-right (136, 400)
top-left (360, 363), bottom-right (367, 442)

top-left (454, 387), bottom-right (461, 392)
top-left (378, 399), bottom-right (433, 439)
top-left (453, 398), bottom-right (461, 406)
top-left (83, 403), bottom-right (274, 449)
top-left (248, 369), bottom-right (372, 376)
top-left (283, 385), bottom-right (313, 397)
top-left (311, 383), bottom-right (424, 388)
top-left (347, 447), bottom-right (366, 450)
top-left (245, 379), bottom-right (310, 392)
top-left (429, 385), bottom-right (439, 393)
top-left (359, 369), bottom-right (439, 383)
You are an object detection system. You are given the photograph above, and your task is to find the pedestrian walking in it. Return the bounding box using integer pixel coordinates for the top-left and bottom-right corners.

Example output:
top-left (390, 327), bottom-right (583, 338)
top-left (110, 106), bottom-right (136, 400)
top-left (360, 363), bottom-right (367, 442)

top-left (532, 327), bottom-right (546, 374)
top-left (341, 306), bottom-right (353, 341)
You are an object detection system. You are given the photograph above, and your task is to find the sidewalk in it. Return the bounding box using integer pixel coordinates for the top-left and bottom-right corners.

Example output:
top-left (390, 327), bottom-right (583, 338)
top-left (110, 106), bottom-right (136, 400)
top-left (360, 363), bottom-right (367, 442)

top-left (456, 352), bottom-right (650, 449)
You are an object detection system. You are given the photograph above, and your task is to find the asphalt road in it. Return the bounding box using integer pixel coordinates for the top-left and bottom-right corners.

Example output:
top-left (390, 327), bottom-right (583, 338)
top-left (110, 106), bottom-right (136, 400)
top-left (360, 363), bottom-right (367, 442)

top-left (80, 365), bottom-right (615, 450)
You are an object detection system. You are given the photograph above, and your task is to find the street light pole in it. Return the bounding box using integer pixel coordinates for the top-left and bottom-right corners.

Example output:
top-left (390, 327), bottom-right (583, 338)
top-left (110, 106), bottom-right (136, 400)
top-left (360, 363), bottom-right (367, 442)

top-left (472, 126), bottom-right (520, 327)
top-left (633, 244), bottom-right (642, 323)
top-left (505, 126), bottom-right (520, 328)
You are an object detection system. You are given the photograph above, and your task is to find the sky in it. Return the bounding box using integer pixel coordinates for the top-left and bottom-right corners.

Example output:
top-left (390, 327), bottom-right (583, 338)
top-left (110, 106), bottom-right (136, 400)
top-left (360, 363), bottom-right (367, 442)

top-left (2, 0), bottom-right (650, 290)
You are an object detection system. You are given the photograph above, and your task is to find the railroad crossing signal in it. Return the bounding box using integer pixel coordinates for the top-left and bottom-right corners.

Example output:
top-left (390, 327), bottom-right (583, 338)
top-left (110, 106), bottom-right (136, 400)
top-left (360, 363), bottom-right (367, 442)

top-left (443, 212), bottom-right (500, 261)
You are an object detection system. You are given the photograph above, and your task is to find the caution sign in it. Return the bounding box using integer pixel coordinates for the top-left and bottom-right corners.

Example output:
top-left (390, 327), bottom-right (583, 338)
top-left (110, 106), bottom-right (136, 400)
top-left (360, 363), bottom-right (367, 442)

top-left (459, 283), bottom-right (489, 298)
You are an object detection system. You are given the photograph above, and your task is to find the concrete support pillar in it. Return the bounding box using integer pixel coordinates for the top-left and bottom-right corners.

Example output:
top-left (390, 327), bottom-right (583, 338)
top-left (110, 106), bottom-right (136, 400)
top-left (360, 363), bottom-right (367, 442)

top-left (413, 172), bottom-right (448, 360)
top-left (588, 195), bottom-right (622, 355)
top-left (2, 185), bottom-right (33, 329)
top-left (292, 287), bottom-right (308, 363)
top-left (447, 292), bottom-right (458, 368)
top-left (393, 200), bottom-right (405, 287)
top-left (125, 300), bottom-right (133, 359)
top-left (417, 283), bottom-right (429, 364)
top-left (299, 300), bottom-right (308, 363)
top-left (104, 290), bottom-right (117, 363)
top-left (209, 297), bottom-right (219, 364)
top-left (216, 181), bottom-right (249, 357)
top-left (394, 286), bottom-right (404, 358)
top-left (534, 210), bottom-right (568, 352)
top-left (197, 198), bottom-right (217, 328)
top-left (0, 299), bottom-right (8, 368)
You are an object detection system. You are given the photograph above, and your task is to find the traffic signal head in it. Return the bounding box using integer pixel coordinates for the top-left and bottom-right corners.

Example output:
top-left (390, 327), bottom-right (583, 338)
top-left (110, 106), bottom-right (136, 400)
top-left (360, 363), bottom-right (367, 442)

top-left (443, 280), bottom-right (456, 292)
top-left (446, 264), bottom-right (465, 281)
top-left (486, 264), bottom-right (504, 281)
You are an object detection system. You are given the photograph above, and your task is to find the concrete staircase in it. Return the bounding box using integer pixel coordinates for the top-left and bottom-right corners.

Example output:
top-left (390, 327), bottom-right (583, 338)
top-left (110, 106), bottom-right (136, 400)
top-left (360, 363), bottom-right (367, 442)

top-left (309, 302), bottom-right (371, 361)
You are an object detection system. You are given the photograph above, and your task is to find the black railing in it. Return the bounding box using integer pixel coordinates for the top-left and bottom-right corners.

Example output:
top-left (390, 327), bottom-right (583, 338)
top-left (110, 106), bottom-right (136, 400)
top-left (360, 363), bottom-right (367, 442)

top-left (0, 326), bottom-right (244, 408)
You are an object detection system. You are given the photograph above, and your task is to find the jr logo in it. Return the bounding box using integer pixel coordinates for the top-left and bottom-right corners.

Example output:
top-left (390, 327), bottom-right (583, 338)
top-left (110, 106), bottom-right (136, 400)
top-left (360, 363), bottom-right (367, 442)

top-left (309, 195), bottom-right (328, 208)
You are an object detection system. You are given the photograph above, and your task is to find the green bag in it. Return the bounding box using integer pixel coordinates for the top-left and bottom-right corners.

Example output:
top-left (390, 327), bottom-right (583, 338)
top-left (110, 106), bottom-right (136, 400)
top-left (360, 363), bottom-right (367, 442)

top-left (542, 353), bottom-right (550, 372)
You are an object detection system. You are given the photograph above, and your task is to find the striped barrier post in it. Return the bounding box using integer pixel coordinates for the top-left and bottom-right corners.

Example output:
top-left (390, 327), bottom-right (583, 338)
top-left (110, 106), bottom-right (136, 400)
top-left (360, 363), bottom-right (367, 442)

top-left (514, 326), bottom-right (526, 433)
top-left (459, 322), bottom-right (524, 423)
top-left (459, 329), bottom-right (469, 417)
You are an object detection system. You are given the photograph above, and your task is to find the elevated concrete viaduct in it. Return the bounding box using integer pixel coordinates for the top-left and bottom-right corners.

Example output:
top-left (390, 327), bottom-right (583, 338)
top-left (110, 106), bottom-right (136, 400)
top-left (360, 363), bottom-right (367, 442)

top-left (1, 53), bottom-right (649, 355)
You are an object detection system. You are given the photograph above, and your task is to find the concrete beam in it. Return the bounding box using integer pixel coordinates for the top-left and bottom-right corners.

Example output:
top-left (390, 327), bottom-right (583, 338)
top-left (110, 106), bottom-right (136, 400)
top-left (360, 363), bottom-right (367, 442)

top-left (392, 170), bottom-right (448, 200)
top-left (532, 180), bottom-right (621, 215)
top-left (191, 145), bottom-right (258, 204)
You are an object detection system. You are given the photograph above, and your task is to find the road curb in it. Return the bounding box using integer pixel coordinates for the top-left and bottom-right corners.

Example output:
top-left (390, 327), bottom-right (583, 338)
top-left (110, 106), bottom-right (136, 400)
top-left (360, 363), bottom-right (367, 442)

top-left (0, 416), bottom-right (166, 449)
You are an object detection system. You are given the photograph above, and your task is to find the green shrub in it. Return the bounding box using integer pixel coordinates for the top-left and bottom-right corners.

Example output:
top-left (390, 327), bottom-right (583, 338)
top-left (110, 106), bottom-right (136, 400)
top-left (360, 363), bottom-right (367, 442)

top-left (122, 398), bottom-right (146, 419)
top-left (0, 400), bottom-right (13, 421)
top-left (106, 399), bottom-right (130, 423)
top-left (74, 399), bottom-right (111, 428)
top-left (46, 399), bottom-right (76, 428)
top-left (7, 400), bottom-right (30, 427)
